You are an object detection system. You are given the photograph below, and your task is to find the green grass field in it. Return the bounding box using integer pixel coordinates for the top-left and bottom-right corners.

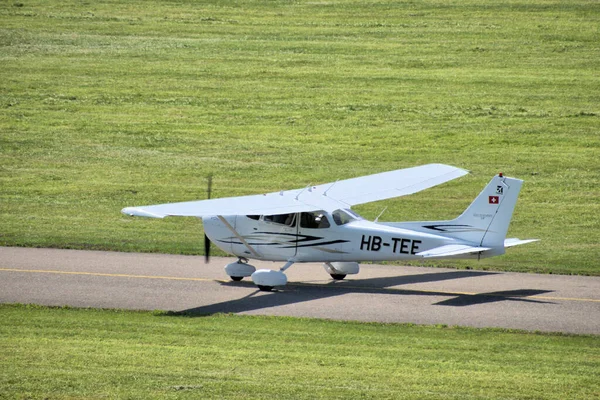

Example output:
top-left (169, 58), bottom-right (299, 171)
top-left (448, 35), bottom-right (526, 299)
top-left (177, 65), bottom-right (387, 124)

top-left (2, 4), bottom-right (599, 397)
top-left (1, 304), bottom-right (598, 399)
top-left (1, 0), bottom-right (599, 274)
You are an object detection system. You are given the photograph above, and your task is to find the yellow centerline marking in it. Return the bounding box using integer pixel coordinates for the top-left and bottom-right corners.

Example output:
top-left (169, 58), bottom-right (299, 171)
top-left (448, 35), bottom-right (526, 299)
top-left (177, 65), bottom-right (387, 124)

top-left (0, 268), bottom-right (223, 283)
top-left (530, 295), bottom-right (600, 303)
top-left (2, 268), bottom-right (599, 303)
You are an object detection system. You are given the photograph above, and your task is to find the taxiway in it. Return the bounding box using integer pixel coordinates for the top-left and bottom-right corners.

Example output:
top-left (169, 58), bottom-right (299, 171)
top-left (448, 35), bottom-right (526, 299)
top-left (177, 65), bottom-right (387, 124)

top-left (1, 247), bottom-right (598, 334)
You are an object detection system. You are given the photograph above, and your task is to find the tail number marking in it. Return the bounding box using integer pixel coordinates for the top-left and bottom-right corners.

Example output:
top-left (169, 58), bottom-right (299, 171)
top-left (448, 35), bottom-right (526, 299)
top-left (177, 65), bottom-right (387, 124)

top-left (360, 235), bottom-right (421, 255)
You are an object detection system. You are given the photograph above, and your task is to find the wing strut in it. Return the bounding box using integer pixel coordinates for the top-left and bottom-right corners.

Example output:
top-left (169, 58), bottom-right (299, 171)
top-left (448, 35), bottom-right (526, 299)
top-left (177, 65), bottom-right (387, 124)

top-left (216, 216), bottom-right (261, 258)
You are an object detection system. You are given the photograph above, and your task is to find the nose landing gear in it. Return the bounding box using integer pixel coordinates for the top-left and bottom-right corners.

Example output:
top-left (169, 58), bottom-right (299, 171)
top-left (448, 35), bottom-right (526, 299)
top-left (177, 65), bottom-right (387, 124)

top-left (224, 258), bottom-right (256, 282)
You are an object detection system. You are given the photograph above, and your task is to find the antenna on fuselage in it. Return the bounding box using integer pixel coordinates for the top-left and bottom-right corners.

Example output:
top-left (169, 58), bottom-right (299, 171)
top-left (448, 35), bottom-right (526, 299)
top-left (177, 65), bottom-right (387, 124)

top-left (374, 207), bottom-right (387, 222)
top-left (323, 179), bottom-right (338, 197)
top-left (295, 184), bottom-right (312, 200)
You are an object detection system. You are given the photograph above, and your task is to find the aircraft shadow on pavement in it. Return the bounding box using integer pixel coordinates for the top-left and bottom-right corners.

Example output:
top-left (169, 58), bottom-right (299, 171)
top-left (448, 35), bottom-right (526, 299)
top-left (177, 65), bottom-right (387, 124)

top-left (434, 289), bottom-right (554, 307)
top-left (168, 270), bottom-right (555, 317)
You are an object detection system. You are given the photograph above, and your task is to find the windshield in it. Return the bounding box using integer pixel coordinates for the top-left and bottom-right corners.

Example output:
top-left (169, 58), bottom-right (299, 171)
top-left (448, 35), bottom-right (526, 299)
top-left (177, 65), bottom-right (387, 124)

top-left (332, 209), bottom-right (362, 226)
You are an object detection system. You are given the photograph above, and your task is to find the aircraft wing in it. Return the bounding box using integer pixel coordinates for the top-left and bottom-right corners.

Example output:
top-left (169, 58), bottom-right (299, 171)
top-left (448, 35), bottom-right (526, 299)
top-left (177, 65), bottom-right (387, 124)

top-left (310, 163), bottom-right (468, 206)
top-left (121, 190), bottom-right (342, 218)
top-left (121, 163), bottom-right (468, 218)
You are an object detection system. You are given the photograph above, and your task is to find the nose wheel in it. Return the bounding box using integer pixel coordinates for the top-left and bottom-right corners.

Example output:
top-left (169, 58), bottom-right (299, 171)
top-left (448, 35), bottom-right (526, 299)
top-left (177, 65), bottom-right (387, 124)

top-left (224, 258), bottom-right (256, 282)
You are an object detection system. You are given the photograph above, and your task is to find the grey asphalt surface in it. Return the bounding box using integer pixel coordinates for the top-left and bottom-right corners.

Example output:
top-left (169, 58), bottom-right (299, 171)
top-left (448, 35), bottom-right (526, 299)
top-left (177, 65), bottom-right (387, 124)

top-left (1, 246), bottom-right (598, 334)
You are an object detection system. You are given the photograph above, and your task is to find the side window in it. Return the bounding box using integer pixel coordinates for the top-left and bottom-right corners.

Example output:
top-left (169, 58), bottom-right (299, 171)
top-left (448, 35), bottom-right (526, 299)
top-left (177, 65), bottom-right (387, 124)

top-left (246, 215), bottom-right (260, 220)
top-left (263, 213), bottom-right (296, 227)
top-left (300, 211), bottom-right (330, 229)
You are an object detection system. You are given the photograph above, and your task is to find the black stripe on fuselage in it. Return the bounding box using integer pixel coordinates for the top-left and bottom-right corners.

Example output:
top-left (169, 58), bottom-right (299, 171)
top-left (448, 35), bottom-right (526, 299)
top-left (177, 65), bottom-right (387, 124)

top-left (283, 239), bottom-right (350, 249)
top-left (218, 232), bottom-right (349, 248)
top-left (255, 232), bottom-right (322, 243)
top-left (422, 224), bottom-right (481, 232)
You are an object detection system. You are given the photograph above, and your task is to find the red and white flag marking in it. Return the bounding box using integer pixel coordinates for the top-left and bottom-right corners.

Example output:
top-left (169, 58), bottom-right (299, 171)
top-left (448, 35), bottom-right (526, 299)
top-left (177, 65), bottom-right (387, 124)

top-left (489, 196), bottom-right (499, 204)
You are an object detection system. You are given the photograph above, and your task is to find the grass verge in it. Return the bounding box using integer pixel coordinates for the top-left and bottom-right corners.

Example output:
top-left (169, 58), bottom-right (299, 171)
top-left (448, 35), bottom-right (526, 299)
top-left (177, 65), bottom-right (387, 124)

top-left (1, 304), bottom-right (599, 399)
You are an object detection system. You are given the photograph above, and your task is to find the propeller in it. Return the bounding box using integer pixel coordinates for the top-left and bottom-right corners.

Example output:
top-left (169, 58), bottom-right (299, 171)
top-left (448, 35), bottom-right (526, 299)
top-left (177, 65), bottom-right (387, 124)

top-left (204, 174), bottom-right (213, 263)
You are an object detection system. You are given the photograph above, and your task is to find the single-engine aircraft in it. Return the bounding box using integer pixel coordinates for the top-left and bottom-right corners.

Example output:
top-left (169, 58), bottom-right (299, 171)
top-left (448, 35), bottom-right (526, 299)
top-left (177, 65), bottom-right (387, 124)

top-left (122, 164), bottom-right (538, 291)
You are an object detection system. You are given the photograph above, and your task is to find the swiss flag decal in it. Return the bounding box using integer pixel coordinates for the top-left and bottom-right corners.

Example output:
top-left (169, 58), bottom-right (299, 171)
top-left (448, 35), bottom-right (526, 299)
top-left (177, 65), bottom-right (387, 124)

top-left (489, 196), bottom-right (500, 204)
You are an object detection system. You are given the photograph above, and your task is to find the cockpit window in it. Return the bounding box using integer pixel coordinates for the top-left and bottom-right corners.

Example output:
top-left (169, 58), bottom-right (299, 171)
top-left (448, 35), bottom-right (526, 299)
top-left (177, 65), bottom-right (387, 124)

top-left (300, 211), bottom-right (330, 229)
top-left (263, 213), bottom-right (296, 227)
top-left (246, 215), bottom-right (260, 220)
top-left (332, 209), bottom-right (360, 226)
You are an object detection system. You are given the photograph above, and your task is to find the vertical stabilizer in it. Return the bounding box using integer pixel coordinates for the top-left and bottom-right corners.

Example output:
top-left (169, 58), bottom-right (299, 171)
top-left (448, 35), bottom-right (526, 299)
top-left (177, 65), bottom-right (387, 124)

top-left (442, 174), bottom-right (523, 247)
top-left (383, 173), bottom-right (534, 257)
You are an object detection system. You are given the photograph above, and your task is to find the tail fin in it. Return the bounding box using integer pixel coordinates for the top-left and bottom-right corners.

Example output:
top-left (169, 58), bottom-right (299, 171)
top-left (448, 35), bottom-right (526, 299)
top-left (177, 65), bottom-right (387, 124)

top-left (384, 173), bottom-right (538, 258)
top-left (430, 174), bottom-right (523, 247)
top-left (387, 173), bottom-right (524, 249)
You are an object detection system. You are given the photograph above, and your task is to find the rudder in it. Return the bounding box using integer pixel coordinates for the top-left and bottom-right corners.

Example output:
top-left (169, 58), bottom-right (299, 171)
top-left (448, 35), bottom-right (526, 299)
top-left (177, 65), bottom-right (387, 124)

top-left (447, 174), bottom-right (523, 247)
top-left (383, 173), bottom-right (526, 251)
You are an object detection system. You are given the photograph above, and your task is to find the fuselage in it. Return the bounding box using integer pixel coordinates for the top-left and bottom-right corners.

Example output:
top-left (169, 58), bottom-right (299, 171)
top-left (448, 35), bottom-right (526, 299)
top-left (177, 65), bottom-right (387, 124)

top-left (202, 209), bottom-right (457, 263)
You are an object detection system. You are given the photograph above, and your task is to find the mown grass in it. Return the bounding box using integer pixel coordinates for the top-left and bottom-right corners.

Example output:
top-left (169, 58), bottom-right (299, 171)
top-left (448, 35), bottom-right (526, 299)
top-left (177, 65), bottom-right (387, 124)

top-left (0, 0), bottom-right (599, 274)
top-left (0, 304), bottom-right (598, 399)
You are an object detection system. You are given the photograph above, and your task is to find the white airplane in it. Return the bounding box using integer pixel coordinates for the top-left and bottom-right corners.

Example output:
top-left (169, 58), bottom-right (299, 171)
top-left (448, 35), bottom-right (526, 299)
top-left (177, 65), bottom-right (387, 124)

top-left (122, 164), bottom-right (538, 291)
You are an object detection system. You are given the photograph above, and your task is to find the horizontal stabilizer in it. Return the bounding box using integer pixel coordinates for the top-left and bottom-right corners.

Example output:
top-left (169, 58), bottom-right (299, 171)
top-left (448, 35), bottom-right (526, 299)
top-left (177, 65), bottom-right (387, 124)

top-left (417, 244), bottom-right (491, 258)
top-left (504, 238), bottom-right (540, 248)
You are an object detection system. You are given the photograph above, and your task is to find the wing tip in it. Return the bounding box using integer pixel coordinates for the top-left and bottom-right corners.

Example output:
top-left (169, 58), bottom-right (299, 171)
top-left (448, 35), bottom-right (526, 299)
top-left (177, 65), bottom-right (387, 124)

top-left (121, 207), bottom-right (166, 219)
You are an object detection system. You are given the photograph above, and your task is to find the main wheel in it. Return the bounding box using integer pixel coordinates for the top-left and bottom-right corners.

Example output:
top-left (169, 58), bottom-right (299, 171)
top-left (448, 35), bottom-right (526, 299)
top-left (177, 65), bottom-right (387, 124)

top-left (251, 269), bottom-right (287, 290)
top-left (230, 276), bottom-right (243, 282)
top-left (330, 274), bottom-right (347, 280)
